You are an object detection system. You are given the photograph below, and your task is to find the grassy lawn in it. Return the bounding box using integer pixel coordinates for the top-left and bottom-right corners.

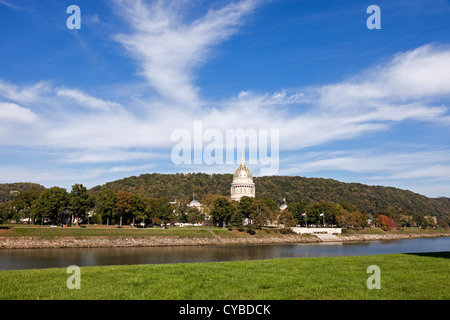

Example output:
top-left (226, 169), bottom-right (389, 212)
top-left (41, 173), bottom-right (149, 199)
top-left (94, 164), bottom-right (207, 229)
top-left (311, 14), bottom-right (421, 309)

top-left (0, 224), bottom-right (216, 238)
top-left (0, 224), bottom-right (304, 239)
top-left (0, 252), bottom-right (448, 300)
top-left (211, 227), bottom-right (293, 238)
top-left (342, 227), bottom-right (450, 235)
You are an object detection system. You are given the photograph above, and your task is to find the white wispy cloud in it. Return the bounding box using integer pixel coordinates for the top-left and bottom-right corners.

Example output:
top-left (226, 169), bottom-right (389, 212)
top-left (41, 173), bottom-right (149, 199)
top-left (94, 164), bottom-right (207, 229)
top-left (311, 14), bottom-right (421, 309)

top-left (1, 42), bottom-right (449, 164)
top-left (0, 102), bottom-right (37, 123)
top-left (2, 1), bottom-right (448, 153)
top-left (0, 80), bottom-right (52, 105)
top-left (112, 0), bottom-right (262, 105)
top-left (316, 44), bottom-right (450, 109)
top-left (56, 88), bottom-right (124, 112)
top-left (1, 0), bottom-right (450, 196)
top-left (281, 150), bottom-right (450, 174)
top-left (0, 0), bottom-right (24, 10)
top-left (62, 149), bottom-right (159, 164)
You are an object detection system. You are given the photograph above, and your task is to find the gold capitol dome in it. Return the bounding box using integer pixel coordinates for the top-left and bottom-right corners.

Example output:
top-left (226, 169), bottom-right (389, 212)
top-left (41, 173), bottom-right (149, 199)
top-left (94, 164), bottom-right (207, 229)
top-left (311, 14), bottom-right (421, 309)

top-left (231, 153), bottom-right (255, 201)
top-left (234, 155), bottom-right (252, 178)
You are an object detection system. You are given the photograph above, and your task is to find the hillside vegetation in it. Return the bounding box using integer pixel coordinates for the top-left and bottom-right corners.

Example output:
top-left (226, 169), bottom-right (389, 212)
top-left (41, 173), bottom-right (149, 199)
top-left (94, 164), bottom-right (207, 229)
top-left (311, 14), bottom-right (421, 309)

top-left (90, 173), bottom-right (450, 220)
top-left (0, 183), bottom-right (45, 203)
top-left (1, 174), bottom-right (449, 222)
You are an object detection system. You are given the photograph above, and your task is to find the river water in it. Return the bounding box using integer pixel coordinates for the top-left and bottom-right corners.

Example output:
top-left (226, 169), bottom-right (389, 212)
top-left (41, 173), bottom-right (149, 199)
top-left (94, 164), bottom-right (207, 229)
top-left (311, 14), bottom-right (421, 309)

top-left (0, 237), bottom-right (449, 270)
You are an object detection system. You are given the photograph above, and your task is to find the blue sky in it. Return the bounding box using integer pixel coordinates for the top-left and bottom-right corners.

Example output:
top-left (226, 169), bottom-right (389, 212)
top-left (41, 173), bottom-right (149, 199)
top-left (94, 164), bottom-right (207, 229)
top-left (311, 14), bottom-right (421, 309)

top-left (1, 0), bottom-right (450, 198)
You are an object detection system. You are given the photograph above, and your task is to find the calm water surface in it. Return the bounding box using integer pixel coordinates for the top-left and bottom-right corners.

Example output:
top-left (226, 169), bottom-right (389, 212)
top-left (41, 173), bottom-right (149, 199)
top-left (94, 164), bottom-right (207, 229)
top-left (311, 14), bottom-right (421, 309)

top-left (0, 237), bottom-right (449, 270)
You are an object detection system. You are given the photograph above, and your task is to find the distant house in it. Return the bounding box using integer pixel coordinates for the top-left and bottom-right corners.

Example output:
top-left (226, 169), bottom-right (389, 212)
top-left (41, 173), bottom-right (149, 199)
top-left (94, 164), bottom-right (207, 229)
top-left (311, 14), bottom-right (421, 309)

top-left (187, 195), bottom-right (202, 210)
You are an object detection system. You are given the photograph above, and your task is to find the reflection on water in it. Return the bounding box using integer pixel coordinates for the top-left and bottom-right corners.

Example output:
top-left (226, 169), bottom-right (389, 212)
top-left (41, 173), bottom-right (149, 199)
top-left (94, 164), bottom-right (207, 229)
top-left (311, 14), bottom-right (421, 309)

top-left (0, 237), bottom-right (448, 270)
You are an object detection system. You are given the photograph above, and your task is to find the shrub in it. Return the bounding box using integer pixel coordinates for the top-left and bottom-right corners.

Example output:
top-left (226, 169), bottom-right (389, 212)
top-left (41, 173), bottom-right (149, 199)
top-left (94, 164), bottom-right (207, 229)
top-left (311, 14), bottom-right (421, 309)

top-left (279, 228), bottom-right (294, 235)
top-left (246, 225), bottom-right (256, 235)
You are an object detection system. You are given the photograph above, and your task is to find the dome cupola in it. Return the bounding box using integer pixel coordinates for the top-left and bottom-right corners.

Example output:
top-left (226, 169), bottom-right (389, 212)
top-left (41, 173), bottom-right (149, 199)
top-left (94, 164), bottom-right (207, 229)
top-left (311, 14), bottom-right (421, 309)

top-left (230, 154), bottom-right (255, 201)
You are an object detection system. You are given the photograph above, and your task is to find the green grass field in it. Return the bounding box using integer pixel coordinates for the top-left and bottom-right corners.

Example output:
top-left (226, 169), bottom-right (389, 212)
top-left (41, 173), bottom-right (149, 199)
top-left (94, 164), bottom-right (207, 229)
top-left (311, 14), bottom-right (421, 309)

top-left (0, 224), bottom-right (218, 237)
top-left (0, 224), bottom-right (298, 238)
top-left (0, 252), bottom-right (448, 300)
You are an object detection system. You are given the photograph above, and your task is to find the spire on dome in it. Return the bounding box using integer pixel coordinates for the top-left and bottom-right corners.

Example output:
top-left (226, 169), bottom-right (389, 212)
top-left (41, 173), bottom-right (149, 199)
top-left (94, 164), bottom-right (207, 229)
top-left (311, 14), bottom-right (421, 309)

top-left (240, 152), bottom-right (245, 167)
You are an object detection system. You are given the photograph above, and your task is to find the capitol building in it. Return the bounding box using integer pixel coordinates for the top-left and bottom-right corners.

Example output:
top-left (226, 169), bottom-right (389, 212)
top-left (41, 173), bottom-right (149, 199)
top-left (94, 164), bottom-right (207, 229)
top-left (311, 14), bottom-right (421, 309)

top-left (230, 156), bottom-right (255, 201)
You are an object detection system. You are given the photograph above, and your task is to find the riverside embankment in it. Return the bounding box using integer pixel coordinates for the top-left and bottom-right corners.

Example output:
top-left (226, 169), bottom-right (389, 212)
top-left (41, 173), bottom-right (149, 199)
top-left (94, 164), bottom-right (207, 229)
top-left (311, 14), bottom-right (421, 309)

top-left (0, 234), bottom-right (319, 249)
top-left (0, 228), bottom-right (449, 249)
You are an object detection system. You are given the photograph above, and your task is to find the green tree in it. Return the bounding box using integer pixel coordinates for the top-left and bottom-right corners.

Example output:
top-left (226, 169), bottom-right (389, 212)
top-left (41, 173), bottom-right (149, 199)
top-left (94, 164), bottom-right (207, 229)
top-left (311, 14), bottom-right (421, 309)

top-left (11, 186), bottom-right (43, 224)
top-left (147, 198), bottom-right (173, 226)
top-left (210, 196), bottom-right (235, 227)
top-left (36, 187), bottom-right (69, 224)
top-left (260, 195), bottom-right (278, 211)
top-left (251, 198), bottom-right (272, 229)
top-left (96, 189), bottom-right (117, 226)
top-left (287, 201), bottom-right (308, 224)
top-left (304, 201), bottom-right (341, 226)
top-left (200, 194), bottom-right (223, 218)
top-left (185, 206), bottom-right (205, 224)
top-left (340, 202), bottom-right (359, 212)
top-left (228, 210), bottom-right (244, 229)
top-left (0, 203), bottom-right (14, 224)
top-left (413, 212), bottom-right (426, 228)
top-left (70, 184), bottom-right (95, 225)
top-left (384, 206), bottom-right (409, 226)
top-left (237, 196), bottom-right (254, 219)
top-left (131, 194), bottom-right (148, 226)
top-left (425, 216), bottom-right (436, 229)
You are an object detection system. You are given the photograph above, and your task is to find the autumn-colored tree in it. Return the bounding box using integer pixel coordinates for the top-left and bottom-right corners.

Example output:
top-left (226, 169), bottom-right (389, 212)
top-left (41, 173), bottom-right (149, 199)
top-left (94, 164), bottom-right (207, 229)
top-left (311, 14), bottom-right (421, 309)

top-left (277, 209), bottom-right (296, 228)
top-left (438, 220), bottom-right (448, 229)
top-left (115, 191), bottom-right (133, 226)
top-left (201, 194), bottom-right (224, 218)
top-left (376, 214), bottom-right (395, 231)
top-left (335, 209), bottom-right (367, 228)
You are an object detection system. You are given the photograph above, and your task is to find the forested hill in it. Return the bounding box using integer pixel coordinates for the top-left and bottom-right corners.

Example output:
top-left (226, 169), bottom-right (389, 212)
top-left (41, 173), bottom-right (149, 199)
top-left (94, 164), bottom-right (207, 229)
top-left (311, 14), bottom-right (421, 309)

top-left (0, 183), bottom-right (45, 203)
top-left (1, 174), bottom-right (448, 220)
top-left (91, 173), bottom-right (450, 220)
